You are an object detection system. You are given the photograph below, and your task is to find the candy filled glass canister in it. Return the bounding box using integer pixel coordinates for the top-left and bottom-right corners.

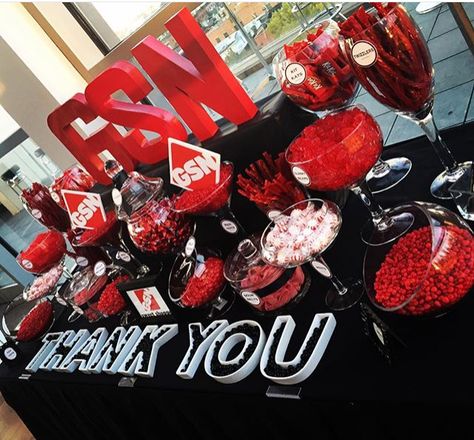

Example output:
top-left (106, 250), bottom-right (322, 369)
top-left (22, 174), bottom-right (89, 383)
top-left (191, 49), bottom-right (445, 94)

top-left (273, 20), bottom-right (358, 115)
top-left (224, 234), bottom-right (311, 314)
top-left (364, 202), bottom-right (474, 317)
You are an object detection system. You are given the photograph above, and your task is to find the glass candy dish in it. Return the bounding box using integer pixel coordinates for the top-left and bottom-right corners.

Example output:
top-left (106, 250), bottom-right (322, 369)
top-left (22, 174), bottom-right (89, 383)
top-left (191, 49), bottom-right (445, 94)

top-left (364, 203), bottom-right (474, 316)
top-left (23, 263), bottom-right (63, 302)
top-left (261, 198), bottom-right (364, 311)
top-left (2, 295), bottom-right (55, 342)
top-left (169, 247), bottom-right (232, 318)
top-left (224, 234), bottom-right (311, 314)
top-left (49, 165), bottom-right (96, 209)
top-left (286, 105), bottom-right (414, 246)
top-left (174, 162), bottom-right (245, 237)
top-left (340, 3), bottom-right (472, 199)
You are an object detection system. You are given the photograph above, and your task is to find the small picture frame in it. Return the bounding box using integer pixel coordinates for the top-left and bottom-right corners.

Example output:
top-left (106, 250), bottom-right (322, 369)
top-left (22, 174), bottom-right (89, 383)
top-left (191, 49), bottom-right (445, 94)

top-left (117, 276), bottom-right (174, 324)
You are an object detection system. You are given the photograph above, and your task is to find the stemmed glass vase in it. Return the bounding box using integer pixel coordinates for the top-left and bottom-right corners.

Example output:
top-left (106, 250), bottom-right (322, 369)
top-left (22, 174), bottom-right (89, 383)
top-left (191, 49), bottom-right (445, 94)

top-left (286, 105), bottom-right (414, 246)
top-left (261, 198), bottom-right (363, 311)
top-left (340, 3), bottom-right (472, 199)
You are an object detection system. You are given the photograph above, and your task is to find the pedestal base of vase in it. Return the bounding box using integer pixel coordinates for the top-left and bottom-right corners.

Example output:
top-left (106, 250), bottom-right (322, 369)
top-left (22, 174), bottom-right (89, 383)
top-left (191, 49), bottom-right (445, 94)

top-left (325, 278), bottom-right (364, 311)
top-left (208, 289), bottom-right (235, 320)
top-left (367, 157), bottom-right (412, 194)
top-left (430, 161), bottom-right (473, 200)
top-left (361, 211), bottom-right (415, 246)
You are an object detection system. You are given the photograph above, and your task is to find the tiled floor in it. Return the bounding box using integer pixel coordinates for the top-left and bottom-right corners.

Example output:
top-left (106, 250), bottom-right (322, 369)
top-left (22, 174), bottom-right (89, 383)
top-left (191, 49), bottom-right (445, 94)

top-left (355, 2), bottom-right (474, 146)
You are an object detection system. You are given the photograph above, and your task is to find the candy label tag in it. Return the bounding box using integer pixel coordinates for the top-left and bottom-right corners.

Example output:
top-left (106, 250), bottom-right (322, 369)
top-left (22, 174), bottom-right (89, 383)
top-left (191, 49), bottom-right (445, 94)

top-left (116, 251), bottom-right (131, 263)
top-left (310, 260), bottom-right (332, 278)
top-left (351, 41), bottom-right (378, 67)
top-left (268, 210), bottom-right (282, 221)
top-left (285, 62), bottom-right (306, 85)
top-left (4, 347), bottom-right (17, 361)
top-left (76, 256), bottom-right (89, 267)
top-left (94, 260), bottom-right (106, 277)
top-left (292, 166), bottom-right (311, 186)
top-left (185, 236), bottom-right (196, 257)
top-left (31, 209), bottom-right (42, 219)
top-left (22, 259), bottom-right (33, 270)
top-left (50, 191), bottom-right (60, 203)
top-left (112, 188), bottom-right (122, 207)
top-left (220, 220), bottom-right (238, 234)
top-left (241, 291), bottom-right (261, 305)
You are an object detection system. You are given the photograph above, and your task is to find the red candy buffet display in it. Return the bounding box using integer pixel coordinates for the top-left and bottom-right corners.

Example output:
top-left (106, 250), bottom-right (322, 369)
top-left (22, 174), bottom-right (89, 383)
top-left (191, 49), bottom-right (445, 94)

top-left (174, 163), bottom-right (233, 215)
top-left (50, 165), bottom-right (96, 209)
top-left (21, 182), bottom-right (71, 232)
top-left (286, 106), bottom-right (382, 191)
top-left (17, 230), bottom-right (67, 274)
top-left (273, 20), bottom-right (358, 113)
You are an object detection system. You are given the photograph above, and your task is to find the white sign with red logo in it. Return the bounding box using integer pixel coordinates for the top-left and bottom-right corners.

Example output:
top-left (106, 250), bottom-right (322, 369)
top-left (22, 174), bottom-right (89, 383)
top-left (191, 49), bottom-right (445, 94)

top-left (168, 138), bottom-right (221, 191)
top-left (62, 190), bottom-right (107, 230)
top-left (127, 286), bottom-right (170, 318)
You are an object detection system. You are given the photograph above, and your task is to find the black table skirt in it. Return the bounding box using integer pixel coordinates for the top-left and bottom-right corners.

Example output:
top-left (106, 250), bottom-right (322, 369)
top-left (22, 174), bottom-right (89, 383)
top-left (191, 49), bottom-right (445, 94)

top-left (1, 95), bottom-right (474, 439)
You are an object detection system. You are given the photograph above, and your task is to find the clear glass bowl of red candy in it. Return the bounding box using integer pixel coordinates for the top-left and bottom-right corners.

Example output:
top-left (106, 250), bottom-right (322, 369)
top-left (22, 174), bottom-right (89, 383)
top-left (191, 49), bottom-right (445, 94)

top-left (224, 234), bottom-right (311, 314)
top-left (273, 19), bottom-right (358, 114)
top-left (169, 248), bottom-right (229, 313)
top-left (364, 202), bottom-right (474, 317)
top-left (2, 295), bottom-right (55, 342)
top-left (17, 230), bottom-right (67, 274)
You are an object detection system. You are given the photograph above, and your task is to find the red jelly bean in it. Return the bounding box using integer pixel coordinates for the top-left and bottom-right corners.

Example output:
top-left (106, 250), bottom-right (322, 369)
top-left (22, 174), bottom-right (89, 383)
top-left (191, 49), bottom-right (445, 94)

top-left (97, 275), bottom-right (130, 316)
top-left (17, 301), bottom-right (53, 342)
top-left (374, 226), bottom-right (474, 315)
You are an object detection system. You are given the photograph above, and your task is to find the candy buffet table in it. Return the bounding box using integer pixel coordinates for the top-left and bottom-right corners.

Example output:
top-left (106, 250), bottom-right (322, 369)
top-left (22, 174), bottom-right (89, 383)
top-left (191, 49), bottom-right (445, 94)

top-left (1, 98), bottom-right (474, 439)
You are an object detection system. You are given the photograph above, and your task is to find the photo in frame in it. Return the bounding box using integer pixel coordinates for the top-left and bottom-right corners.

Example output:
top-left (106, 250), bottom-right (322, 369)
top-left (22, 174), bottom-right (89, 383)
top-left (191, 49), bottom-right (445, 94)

top-left (117, 276), bottom-right (174, 324)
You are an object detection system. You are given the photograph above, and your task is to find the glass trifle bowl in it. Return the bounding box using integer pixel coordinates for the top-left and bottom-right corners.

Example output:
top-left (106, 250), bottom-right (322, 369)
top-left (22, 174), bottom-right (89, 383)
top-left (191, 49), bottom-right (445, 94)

top-left (173, 162), bottom-right (245, 237)
top-left (261, 198), bottom-right (364, 311)
top-left (286, 105), bottom-right (414, 246)
top-left (364, 202), bottom-right (474, 317)
top-left (340, 3), bottom-right (472, 199)
top-left (169, 247), bottom-right (232, 318)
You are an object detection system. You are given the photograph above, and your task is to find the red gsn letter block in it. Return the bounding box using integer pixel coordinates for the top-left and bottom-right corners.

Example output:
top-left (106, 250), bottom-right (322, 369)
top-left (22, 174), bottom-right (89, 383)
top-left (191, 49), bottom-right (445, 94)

top-left (85, 61), bottom-right (187, 164)
top-left (47, 93), bottom-right (136, 185)
top-left (132, 7), bottom-right (258, 141)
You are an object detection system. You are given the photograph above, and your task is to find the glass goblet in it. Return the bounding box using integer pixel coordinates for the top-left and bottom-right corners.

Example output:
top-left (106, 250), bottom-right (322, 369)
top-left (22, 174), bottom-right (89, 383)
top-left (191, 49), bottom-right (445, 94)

top-left (340, 3), bottom-right (472, 199)
top-left (286, 105), bottom-right (414, 246)
top-left (261, 198), bottom-right (363, 311)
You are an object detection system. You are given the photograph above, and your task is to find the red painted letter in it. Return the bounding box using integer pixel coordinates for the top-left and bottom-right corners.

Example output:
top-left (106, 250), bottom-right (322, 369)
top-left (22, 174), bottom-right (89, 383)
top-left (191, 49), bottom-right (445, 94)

top-left (85, 61), bottom-right (187, 164)
top-left (47, 94), bottom-right (136, 185)
top-left (132, 8), bottom-right (258, 141)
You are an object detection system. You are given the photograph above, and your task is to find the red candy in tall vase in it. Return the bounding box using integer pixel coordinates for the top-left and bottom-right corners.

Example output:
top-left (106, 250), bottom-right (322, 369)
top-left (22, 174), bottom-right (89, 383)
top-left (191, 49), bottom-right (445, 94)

top-left (340, 3), bottom-right (472, 200)
top-left (286, 106), bottom-right (414, 246)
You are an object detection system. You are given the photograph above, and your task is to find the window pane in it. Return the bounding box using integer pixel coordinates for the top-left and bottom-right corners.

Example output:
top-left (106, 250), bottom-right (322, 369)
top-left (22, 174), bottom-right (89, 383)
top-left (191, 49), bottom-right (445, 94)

top-left (73, 2), bottom-right (166, 49)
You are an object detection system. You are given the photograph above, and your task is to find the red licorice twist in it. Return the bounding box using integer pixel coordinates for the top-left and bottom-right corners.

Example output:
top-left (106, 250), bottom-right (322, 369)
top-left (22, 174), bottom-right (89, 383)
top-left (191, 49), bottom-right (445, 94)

top-left (181, 257), bottom-right (226, 307)
top-left (237, 152), bottom-right (307, 214)
top-left (374, 226), bottom-right (474, 315)
top-left (175, 164), bottom-right (233, 215)
top-left (21, 182), bottom-right (70, 232)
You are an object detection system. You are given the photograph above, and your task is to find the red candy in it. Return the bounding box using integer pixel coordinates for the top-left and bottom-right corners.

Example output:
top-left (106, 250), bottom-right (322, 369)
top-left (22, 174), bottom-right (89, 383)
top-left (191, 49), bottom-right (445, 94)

top-left (74, 210), bottom-right (120, 247)
top-left (21, 182), bottom-right (71, 232)
top-left (50, 166), bottom-right (96, 209)
top-left (278, 23), bottom-right (358, 112)
top-left (181, 257), bottom-right (225, 307)
top-left (340, 4), bottom-right (432, 114)
top-left (237, 152), bottom-right (307, 215)
top-left (128, 196), bottom-right (193, 254)
top-left (175, 164), bottom-right (233, 215)
top-left (287, 107), bottom-right (382, 191)
top-left (18, 231), bottom-right (66, 274)
top-left (17, 301), bottom-right (53, 342)
top-left (97, 275), bottom-right (129, 316)
top-left (73, 274), bottom-right (108, 306)
top-left (374, 226), bottom-right (474, 315)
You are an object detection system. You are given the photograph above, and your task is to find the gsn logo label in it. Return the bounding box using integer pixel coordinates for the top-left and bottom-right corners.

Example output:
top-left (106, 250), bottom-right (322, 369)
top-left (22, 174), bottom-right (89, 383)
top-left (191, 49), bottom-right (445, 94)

top-left (168, 138), bottom-right (221, 191)
top-left (62, 190), bottom-right (107, 230)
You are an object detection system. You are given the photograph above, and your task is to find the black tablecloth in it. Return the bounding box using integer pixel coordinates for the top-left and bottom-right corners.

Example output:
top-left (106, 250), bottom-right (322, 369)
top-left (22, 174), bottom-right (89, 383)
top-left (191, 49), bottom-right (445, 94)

top-left (1, 95), bottom-right (474, 439)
